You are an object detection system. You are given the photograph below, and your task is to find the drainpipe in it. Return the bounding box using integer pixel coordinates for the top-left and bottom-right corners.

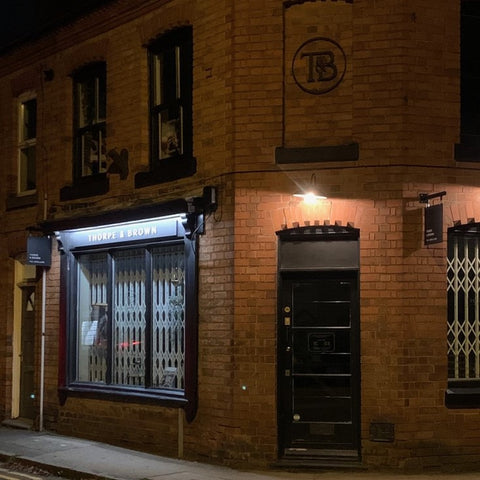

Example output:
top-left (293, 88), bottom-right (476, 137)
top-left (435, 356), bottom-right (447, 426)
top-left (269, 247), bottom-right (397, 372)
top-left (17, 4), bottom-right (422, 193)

top-left (39, 268), bottom-right (46, 431)
top-left (39, 194), bottom-right (47, 431)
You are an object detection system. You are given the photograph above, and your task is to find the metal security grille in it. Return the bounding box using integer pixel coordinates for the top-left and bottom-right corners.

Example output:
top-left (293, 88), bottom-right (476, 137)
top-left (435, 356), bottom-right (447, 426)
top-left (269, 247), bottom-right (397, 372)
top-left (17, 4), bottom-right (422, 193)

top-left (152, 244), bottom-right (185, 389)
top-left (83, 253), bottom-right (108, 383)
top-left (113, 249), bottom-right (146, 386)
top-left (447, 234), bottom-right (480, 381)
top-left (78, 244), bottom-right (186, 390)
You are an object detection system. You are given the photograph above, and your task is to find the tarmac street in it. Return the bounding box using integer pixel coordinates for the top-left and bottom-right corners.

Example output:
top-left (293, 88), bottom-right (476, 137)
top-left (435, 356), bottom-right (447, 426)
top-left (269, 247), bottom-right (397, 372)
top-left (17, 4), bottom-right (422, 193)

top-left (1, 426), bottom-right (480, 480)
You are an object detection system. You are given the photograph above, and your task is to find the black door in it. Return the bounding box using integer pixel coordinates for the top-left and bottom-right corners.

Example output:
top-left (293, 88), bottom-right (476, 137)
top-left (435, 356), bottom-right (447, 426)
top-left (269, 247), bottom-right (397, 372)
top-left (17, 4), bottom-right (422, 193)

top-left (278, 272), bottom-right (360, 459)
top-left (20, 286), bottom-right (36, 419)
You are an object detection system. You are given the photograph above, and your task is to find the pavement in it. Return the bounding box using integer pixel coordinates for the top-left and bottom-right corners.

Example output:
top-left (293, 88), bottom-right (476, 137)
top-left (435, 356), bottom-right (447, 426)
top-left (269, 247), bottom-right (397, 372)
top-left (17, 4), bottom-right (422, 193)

top-left (0, 425), bottom-right (480, 480)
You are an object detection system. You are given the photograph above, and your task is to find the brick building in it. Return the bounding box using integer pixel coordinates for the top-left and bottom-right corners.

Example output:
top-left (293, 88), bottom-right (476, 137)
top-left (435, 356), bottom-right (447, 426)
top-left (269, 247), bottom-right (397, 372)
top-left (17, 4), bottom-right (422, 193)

top-left (1, 0), bottom-right (480, 472)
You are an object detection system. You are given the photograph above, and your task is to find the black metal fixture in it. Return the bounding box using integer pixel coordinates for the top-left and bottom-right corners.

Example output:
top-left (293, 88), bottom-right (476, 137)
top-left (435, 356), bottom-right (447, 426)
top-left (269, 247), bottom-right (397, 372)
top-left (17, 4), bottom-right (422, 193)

top-left (293, 173), bottom-right (327, 203)
top-left (187, 186), bottom-right (217, 215)
top-left (184, 186), bottom-right (218, 238)
top-left (418, 191), bottom-right (446, 204)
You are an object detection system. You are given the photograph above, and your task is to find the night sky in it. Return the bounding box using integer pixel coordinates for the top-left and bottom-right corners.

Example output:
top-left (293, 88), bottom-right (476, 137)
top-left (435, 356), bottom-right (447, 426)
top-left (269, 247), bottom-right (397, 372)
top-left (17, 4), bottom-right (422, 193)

top-left (0, 0), bottom-right (113, 52)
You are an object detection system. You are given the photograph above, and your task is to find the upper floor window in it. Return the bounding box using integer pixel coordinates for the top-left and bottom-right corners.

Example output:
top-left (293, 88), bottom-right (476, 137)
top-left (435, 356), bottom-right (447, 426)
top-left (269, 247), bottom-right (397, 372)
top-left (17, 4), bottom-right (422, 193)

top-left (18, 96), bottom-right (37, 193)
top-left (456, 1), bottom-right (480, 160)
top-left (135, 27), bottom-right (195, 188)
top-left (73, 62), bottom-right (107, 178)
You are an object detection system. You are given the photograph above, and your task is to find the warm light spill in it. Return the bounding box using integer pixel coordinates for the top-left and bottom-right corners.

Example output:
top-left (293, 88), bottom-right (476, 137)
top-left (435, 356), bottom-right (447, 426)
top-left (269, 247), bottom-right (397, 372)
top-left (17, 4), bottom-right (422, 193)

top-left (293, 191), bottom-right (327, 204)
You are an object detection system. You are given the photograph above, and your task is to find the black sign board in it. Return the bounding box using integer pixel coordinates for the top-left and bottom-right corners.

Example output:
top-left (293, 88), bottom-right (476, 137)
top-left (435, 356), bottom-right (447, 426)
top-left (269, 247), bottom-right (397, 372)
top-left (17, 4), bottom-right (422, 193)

top-left (424, 203), bottom-right (443, 245)
top-left (27, 236), bottom-right (51, 266)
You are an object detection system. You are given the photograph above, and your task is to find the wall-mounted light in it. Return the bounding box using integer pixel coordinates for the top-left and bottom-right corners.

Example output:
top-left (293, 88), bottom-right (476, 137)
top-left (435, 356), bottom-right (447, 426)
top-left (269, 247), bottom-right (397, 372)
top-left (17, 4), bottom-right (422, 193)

top-left (293, 173), bottom-right (327, 204)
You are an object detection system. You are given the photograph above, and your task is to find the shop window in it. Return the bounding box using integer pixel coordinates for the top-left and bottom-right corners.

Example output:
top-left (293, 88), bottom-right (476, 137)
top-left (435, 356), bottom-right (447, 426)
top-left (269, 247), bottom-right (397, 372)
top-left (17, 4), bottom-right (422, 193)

top-left (446, 223), bottom-right (480, 407)
top-left (135, 27), bottom-right (196, 188)
top-left (76, 245), bottom-right (185, 388)
top-left (57, 215), bottom-right (198, 419)
top-left (455, 1), bottom-right (480, 161)
top-left (18, 96), bottom-right (37, 194)
top-left (60, 62), bottom-right (108, 200)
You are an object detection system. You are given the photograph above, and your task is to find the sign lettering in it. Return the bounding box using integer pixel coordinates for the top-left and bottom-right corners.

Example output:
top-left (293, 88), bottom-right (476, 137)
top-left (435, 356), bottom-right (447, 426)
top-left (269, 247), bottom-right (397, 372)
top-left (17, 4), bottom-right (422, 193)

top-left (57, 216), bottom-right (181, 250)
top-left (301, 51), bottom-right (337, 83)
top-left (292, 37), bottom-right (346, 95)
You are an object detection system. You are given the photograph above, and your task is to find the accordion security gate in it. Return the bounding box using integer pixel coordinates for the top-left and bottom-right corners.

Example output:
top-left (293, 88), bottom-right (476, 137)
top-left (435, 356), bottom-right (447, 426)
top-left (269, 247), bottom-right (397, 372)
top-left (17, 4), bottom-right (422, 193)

top-left (447, 234), bottom-right (480, 381)
top-left (77, 244), bottom-right (185, 390)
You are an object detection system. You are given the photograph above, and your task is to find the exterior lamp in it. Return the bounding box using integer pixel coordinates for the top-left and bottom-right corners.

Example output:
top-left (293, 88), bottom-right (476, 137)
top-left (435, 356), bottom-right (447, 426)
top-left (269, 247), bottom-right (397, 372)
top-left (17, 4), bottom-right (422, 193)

top-left (293, 174), bottom-right (327, 204)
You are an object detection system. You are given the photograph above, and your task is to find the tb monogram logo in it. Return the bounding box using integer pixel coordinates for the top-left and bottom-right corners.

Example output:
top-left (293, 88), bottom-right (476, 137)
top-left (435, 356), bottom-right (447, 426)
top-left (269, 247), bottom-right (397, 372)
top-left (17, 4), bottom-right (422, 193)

top-left (292, 37), bottom-right (346, 95)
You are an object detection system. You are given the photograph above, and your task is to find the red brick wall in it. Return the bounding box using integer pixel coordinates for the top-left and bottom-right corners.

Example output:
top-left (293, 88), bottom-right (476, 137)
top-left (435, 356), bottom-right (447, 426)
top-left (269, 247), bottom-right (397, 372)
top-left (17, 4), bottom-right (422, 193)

top-left (2, 0), bottom-right (480, 472)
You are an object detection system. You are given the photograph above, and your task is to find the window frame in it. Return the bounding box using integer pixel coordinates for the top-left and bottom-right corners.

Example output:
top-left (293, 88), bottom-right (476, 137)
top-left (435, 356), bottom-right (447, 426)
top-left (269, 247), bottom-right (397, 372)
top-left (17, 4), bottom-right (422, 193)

top-left (17, 93), bottom-right (37, 195)
top-left (73, 62), bottom-right (107, 180)
top-left (135, 27), bottom-right (196, 188)
top-left (455, 1), bottom-right (480, 161)
top-left (61, 62), bottom-right (109, 201)
top-left (446, 222), bottom-right (480, 407)
top-left (57, 213), bottom-right (198, 420)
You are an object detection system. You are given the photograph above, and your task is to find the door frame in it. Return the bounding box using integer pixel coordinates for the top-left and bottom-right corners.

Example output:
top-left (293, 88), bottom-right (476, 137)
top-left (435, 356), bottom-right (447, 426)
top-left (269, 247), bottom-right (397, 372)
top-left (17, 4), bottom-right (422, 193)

top-left (12, 259), bottom-right (37, 421)
top-left (19, 285), bottom-right (36, 419)
top-left (276, 224), bottom-right (360, 464)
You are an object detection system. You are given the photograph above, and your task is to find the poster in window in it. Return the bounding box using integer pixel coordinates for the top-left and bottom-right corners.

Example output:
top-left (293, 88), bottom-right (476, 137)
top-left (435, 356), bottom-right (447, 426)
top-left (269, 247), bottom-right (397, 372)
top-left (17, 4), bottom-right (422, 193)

top-left (161, 366), bottom-right (177, 388)
top-left (81, 303), bottom-right (108, 346)
top-left (159, 109), bottom-right (182, 159)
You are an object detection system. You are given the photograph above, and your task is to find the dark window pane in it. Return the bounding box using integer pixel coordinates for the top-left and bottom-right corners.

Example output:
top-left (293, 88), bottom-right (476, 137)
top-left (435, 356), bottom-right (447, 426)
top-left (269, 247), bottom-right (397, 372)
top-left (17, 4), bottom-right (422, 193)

top-left (97, 72), bottom-right (106, 121)
top-left (19, 146), bottom-right (36, 191)
top-left (461, 3), bottom-right (480, 136)
top-left (21, 99), bottom-right (36, 140)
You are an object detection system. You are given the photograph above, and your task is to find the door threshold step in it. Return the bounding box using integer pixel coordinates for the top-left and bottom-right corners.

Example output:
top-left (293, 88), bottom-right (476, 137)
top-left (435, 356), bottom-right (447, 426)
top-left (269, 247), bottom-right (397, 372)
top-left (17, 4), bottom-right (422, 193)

top-left (286, 448), bottom-right (358, 456)
top-left (274, 456), bottom-right (365, 470)
top-left (1, 418), bottom-right (33, 430)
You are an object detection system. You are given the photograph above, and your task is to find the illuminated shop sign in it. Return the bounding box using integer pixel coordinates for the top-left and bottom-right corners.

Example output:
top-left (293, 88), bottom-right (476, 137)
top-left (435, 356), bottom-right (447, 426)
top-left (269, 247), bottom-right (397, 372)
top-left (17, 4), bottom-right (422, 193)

top-left (56, 215), bottom-right (183, 250)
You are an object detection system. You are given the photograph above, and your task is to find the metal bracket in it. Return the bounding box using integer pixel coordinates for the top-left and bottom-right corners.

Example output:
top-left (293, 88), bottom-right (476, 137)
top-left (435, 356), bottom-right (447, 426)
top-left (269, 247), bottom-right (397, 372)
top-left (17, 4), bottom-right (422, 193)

top-left (419, 191), bottom-right (446, 204)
